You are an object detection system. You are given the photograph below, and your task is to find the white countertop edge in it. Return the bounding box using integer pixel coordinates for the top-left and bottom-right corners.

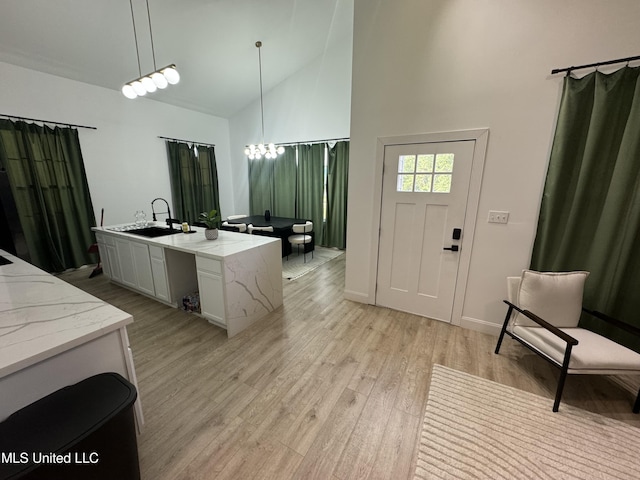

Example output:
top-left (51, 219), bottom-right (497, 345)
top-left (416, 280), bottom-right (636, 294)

top-left (93, 224), bottom-right (281, 260)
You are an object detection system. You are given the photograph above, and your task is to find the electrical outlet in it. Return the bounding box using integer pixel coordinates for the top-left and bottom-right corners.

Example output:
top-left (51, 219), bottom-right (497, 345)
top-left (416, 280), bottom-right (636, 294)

top-left (488, 210), bottom-right (509, 224)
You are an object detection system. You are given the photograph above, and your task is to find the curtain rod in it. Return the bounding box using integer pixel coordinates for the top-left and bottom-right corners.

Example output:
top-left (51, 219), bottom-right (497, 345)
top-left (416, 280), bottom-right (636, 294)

top-left (159, 135), bottom-right (216, 148)
top-left (551, 54), bottom-right (640, 75)
top-left (276, 136), bottom-right (350, 148)
top-left (0, 113), bottom-right (97, 130)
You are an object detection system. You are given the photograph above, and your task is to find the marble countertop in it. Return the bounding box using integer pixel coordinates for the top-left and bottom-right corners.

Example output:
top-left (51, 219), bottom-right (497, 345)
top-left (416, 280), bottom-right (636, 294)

top-left (0, 250), bottom-right (132, 378)
top-left (94, 223), bottom-right (281, 259)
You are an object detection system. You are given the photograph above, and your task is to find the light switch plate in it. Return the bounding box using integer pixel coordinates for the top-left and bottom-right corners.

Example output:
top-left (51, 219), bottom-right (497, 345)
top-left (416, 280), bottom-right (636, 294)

top-left (488, 210), bottom-right (509, 224)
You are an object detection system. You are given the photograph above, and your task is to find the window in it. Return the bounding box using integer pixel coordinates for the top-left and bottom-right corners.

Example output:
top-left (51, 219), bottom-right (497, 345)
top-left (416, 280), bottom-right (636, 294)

top-left (396, 153), bottom-right (454, 193)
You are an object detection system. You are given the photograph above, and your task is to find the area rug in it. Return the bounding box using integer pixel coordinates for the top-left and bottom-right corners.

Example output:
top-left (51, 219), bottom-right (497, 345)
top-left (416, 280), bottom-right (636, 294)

top-left (415, 365), bottom-right (640, 480)
top-left (282, 246), bottom-right (344, 280)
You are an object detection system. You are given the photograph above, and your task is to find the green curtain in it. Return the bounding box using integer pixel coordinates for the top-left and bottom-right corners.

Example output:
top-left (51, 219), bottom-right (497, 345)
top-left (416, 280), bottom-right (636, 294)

top-left (0, 120), bottom-right (96, 272)
top-left (530, 66), bottom-right (640, 350)
top-left (325, 141), bottom-right (349, 249)
top-left (297, 143), bottom-right (325, 243)
top-left (273, 145), bottom-right (297, 217)
top-left (167, 141), bottom-right (220, 224)
top-left (248, 156), bottom-right (274, 215)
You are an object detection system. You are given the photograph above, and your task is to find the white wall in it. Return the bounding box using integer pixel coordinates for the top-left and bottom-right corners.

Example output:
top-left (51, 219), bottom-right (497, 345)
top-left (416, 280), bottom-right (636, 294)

top-left (228, 36), bottom-right (353, 215)
top-left (0, 62), bottom-right (232, 225)
top-left (346, 0), bottom-right (640, 332)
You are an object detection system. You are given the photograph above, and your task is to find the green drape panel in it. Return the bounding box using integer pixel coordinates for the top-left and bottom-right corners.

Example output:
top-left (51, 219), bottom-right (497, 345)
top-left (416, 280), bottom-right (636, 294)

top-left (248, 157), bottom-right (274, 215)
top-left (273, 145), bottom-right (297, 217)
top-left (0, 120), bottom-right (96, 272)
top-left (297, 143), bottom-right (325, 243)
top-left (530, 66), bottom-right (640, 351)
top-left (326, 141), bottom-right (349, 249)
top-left (195, 145), bottom-right (221, 220)
top-left (167, 141), bottom-right (220, 224)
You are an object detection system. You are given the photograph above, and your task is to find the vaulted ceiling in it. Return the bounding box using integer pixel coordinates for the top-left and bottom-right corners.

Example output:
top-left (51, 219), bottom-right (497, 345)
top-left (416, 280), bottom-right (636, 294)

top-left (0, 0), bottom-right (354, 118)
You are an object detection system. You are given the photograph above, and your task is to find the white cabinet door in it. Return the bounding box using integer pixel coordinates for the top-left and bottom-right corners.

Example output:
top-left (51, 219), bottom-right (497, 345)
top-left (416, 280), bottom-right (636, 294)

top-left (197, 270), bottom-right (225, 325)
top-left (116, 239), bottom-right (136, 288)
top-left (149, 245), bottom-right (169, 302)
top-left (94, 232), bottom-right (110, 278)
top-left (196, 256), bottom-right (225, 325)
top-left (131, 242), bottom-right (155, 296)
top-left (105, 243), bottom-right (121, 282)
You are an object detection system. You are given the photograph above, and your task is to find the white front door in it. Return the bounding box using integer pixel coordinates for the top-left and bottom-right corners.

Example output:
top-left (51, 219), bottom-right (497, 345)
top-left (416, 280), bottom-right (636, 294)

top-left (376, 140), bottom-right (475, 323)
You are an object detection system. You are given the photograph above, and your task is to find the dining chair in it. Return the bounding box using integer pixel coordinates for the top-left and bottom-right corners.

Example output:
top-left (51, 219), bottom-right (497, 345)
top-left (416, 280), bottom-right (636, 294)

top-left (288, 221), bottom-right (314, 263)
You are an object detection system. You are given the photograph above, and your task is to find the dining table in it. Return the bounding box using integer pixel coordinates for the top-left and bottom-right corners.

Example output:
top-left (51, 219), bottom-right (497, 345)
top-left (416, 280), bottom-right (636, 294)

top-left (226, 215), bottom-right (313, 257)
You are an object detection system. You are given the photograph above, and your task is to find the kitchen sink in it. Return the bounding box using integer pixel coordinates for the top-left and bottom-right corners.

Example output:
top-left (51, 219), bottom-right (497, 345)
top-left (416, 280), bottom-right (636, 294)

top-left (126, 226), bottom-right (183, 238)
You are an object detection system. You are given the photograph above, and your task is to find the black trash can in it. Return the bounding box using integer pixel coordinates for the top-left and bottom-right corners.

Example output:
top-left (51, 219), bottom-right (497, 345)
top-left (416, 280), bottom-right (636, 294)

top-left (0, 372), bottom-right (140, 480)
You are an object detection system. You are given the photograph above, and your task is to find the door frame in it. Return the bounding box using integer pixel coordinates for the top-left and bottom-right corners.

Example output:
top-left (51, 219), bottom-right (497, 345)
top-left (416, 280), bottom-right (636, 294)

top-left (368, 128), bottom-right (489, 326)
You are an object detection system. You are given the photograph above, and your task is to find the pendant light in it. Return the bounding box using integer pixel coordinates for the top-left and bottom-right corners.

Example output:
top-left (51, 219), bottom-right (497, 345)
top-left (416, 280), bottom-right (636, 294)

top-left (122, 0), bottom-right (180, 99)
top-left (244, 41), bottom-right (285, 159)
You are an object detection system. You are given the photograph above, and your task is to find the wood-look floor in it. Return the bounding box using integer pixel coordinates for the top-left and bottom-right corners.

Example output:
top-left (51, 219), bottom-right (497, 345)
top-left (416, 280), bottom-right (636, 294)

top-left (60, 255), bottom-right (640, 480)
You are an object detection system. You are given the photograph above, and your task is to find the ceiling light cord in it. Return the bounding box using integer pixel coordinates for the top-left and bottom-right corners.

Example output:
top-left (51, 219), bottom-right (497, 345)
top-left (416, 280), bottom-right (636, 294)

top-left (257, 41), bottom-right (265, 144)
top-left (244, 41), bottom-right (285, 160)
top-left (129, 0), bottom-right (142, 77)
top-left (122, 0), bottom-right (179, 99)
top-left (146, 0), bottom-right (158, 71)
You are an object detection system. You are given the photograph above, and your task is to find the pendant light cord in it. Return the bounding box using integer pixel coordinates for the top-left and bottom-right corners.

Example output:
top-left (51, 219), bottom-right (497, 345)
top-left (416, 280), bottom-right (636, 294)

top-left (129, 0), bottom-right (142, 77)
top-left (257, 41), bottom-right (265, 144)
top-left (146, 0), bottom-right (158, 71)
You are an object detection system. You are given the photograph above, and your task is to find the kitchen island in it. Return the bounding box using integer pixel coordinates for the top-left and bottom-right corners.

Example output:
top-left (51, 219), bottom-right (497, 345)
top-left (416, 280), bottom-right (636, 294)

top-left (0, 250), bottom-right (142, 426)
top-left (93, 224), bottom-right (283, 338)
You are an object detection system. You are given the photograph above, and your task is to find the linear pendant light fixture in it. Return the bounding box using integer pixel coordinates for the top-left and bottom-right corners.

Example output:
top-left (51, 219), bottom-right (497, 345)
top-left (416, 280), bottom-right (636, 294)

top-left (245, 41), bottom-right (284, 159)
top-left (122, 0), bottom-right (179, 99)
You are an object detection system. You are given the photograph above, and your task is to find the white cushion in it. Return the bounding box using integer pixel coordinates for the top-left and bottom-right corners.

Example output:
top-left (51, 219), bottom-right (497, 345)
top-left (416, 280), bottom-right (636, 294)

top-left (248, 225), bottom-right (273, 234)
top-left (289, 234), bottom-right (312, 245)
top-left (292, 221), bottom-right (313, 234)
top-left (513, 325), bottom-right (640, 373)
top-left (515, 270), bottom-right (589, 328)
top-left (222, 221), bottom-right (247, 233)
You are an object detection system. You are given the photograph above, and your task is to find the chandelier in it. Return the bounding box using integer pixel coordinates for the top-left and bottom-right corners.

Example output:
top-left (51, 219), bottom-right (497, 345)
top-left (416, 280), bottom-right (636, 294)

top-left (122, 0), bottom-right (180, 99)
top-left (244, 41), bottom-right (285, 159)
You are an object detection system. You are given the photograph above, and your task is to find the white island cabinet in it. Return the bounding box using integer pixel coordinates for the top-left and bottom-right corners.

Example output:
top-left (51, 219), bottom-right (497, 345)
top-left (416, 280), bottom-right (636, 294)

top-left (93, 225), bottom-right (283, 338)
top-left (0, 250), bottom-right (143, 429)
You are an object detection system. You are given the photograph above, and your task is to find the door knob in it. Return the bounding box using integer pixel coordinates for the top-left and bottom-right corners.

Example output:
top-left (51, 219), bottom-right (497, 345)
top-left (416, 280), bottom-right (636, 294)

top-left (443, 245), bottom-right (459, 252)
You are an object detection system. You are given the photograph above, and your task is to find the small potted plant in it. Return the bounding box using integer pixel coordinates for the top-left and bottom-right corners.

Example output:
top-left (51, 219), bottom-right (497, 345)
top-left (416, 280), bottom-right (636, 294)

top-left (199, 209), bottom-right (221, 240)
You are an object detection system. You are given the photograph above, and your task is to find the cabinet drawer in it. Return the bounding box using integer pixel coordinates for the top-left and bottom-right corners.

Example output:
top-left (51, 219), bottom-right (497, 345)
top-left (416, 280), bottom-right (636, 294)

top-left (149, 245), bottom-right (164, 260)
top-left (196, 256), bottom-right (222, 275)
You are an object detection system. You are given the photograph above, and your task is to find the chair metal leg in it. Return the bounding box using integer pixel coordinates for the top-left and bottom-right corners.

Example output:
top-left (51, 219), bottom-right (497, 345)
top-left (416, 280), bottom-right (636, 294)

top-left (553, 345), bottom-right (573, 412)
top-left (495, 305), bottom-right (514, 354)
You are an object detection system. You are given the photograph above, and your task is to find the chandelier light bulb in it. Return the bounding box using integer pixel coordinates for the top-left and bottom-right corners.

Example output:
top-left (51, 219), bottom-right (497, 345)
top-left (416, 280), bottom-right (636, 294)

top-left (141, 76), bottom-right (157, 93)
top-left (122, 84), bottom-right (137, 99)
top-left (132, 81), bottom-right (147, 96)
top-left (276, 146), bottom-right (285, 155)
top-left (163, 66), bottom-right (180, 85)
top-left (151, 72), bottom-right (168, 89)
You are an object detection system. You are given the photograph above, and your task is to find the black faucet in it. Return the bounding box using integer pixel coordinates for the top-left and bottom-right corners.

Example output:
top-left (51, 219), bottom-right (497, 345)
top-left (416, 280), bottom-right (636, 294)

top-left (151, 197), bottom-right (179, 230)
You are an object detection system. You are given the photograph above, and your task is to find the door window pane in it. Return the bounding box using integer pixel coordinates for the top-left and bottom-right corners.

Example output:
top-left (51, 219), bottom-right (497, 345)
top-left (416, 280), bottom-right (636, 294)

top-left (396, 153), bottom-right (454, 193)
top-left (398, 155), bottom-right (416, 173)
top-left (415, 174), bottom-right (432, 192)
top-left (416, 154), bottom-right (434, 173)
top-left (435, 153), bottom-right (454, 173)
top-left (433, 174), bottom-right (452, 193)
top-left (397, 174), bottom-right (414, 192)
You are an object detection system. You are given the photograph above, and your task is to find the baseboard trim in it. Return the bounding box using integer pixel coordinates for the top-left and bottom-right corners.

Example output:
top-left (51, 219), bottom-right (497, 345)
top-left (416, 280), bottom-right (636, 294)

top-left (344, 289), bottom-right (370, 303)
top-left (460, 316), bottom-right (502, 336)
